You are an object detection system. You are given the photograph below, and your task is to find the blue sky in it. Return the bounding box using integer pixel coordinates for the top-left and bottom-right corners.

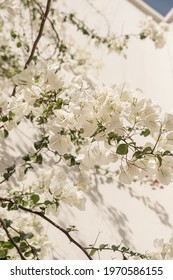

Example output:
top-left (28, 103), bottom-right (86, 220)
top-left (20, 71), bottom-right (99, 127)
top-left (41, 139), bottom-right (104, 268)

top-left (142, 0), bottom-right (173, 16)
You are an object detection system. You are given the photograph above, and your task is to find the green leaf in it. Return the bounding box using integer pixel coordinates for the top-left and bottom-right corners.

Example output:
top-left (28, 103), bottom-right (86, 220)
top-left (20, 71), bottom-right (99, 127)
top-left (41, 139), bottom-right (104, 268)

top-left (3, 129), bottom-right (9, 138)
top-left (1, 116), bottom-right (8, 122)
top-left (35, 154), bottom-right (43, 164)
top-left (163, 150), bottom-right (171, 156)
top-left (3, 173), bottom-right (11, 181)
top-left (108, 132), bottom-right (122, 145)
top-left (111, 245), bottom-right (120, 252)
top-left (44, 200), bottom-right (53, 206)
top-left (16, 42), bottom-right (22, 48)
top-left (13, 236), bottom-right (21, 243)
top-left (6, 164), bottom-right (15, 173)
top-left (3, 219), bottom-right (12, 228)
top-left (34, 137), bottom-right (48, 150)
top-left (140, 32), bottom-right (147, 40)
top-left (24, 250), bottom-right (32, 257)
top-left (116, 144), bottom-right (128, 155)
top-left (140, 129), bottom-right (150, 137)
top-left (30, 194), bottom-right (40, 205)
top-left (133, 151), bottom-right (143, 159)
top-left (7, 201), bottom-right (14, 211)
top-left (20, 241), bottom-right (28, 252)
top-left (3, 241), bottom-right (14, 249)
top-left (34, 140), bottom-right (43, 150)
top-left (10, 30), bottom-right (17, 39)
top-left (0, 248), bottom-right (8, 259)
top-left (89, 248), bottom-right (97, 256)
top-left (8, 111), bottom-right (15, 120)
top-left (143, 147), bottom-right (152, 154)
top-left (22, 232), bottom-right (34, 240)
top-left (121, 246), bottom-right (129, 252)
top-left (156, 155), bottom-right (162, 167)
top-left (22, 154), bottom-right (30, 161)
top-left (55, 98), bottom-right (63, 109)
top-left (31, 246), bottom-right (41, 256)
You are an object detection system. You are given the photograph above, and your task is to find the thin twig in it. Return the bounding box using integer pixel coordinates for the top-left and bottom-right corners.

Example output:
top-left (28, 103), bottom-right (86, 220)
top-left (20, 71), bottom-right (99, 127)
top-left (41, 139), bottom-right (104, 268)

top-left (24, 0), bottom-right (52, 68)
top-left (34, 0), bottom-right (61, 45)
top-left (0, 197), bottom-right (93, 260)
top-left (11, 0), bottom-right (52, 96)
top-left (0, 217), bottom-right (26, 260)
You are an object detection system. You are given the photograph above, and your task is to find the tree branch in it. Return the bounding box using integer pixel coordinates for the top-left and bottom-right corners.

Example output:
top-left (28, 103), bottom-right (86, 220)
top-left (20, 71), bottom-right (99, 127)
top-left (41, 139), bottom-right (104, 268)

top-left (0, 217), bottom-right (26, 260)
top-left (11, 0), bottom-right (52, 96)
top-left (24, 0), bottom-right (52, 69)
top-left (0, 197), bottom-right (93, 260)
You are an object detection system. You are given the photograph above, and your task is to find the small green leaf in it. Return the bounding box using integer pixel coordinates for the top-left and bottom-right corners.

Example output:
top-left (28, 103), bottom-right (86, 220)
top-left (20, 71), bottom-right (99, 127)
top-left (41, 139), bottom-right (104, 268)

top-left (20, 241), bottom-right (28, 252)
top-left (89, 248), bottom-right (97, 256)
top-left (22, 154), bottom-right (30, 161)
top-left (23, 232), bottom-right (34, 240)
top-left (3, 173), bottom-right (11, 181)
top-left (24, 250), bottom-right (32, 257)
top-left (3, 219), bottom-right (12, 228)
top-left (55, 98), bottom-right (63, 109)
top-left (116, 144), bottom-right (128, 155)
top-left (31, 246), bottom-right (41, 255)
top-left (1, 116), bottom-right (8, 122)
top-left (30, 194), bottom-right (40, 204)
top-left (3, 241), bottom-right (14, 249)
top-left (13, 236), bottom-right (21, 243)
top-left (6, 164), bottom-right (15, 173)
top-left (44, 200), bottom-right (53, 206)
top-left (140, 129), bottom-right (150, 137)
top-left (163, 150), bottom-right (171, 156)
top-left (143, 147), bottom-right (152, 154)
top-left (111, 245), bottom-right (120, 252)
top-left (34, 140), bottom-right (43, 150)
top-left (133, 151), bottom-right (143, 159)
top-left (16, 42), bottom-right (22, 48)
top-left (156, 155), bottom-right (162, 167)
top-left (10, 30), bottom-right (17, 39)
top-left (35, 154), bottom-right (43, 164)
top-left (3, 129), bottom-right (9, 138)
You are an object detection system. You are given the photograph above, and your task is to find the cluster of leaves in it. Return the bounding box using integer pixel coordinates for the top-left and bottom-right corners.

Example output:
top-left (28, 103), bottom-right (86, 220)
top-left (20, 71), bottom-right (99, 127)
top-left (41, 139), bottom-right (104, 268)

top-left (88, 243), bottom-right (147, 259)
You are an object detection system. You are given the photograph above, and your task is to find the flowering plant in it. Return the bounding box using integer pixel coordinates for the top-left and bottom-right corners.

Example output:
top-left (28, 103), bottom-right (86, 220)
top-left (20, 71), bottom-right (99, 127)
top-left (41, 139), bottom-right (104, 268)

top-left (0, 0), bottom-right (172, 260)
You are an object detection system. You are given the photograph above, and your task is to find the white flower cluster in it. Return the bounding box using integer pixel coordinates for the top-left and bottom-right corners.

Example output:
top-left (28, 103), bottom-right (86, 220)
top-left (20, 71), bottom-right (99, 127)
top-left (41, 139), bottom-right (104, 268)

top-left (0, 63), bottom-right (173, 191)
top-left (139, 17), bottom-right (169, 48)
top-left (33, 166), bottom-right (86, 212)
top-left (148, 237), bottom-right (173, 259)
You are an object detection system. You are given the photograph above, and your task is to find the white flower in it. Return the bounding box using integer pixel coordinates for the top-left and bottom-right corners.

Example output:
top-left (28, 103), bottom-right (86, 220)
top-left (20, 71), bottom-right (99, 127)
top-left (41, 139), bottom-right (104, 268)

top-left (77, 141), bottom-right (111, 170)
top-left (0, 95), bottom-right (7, 110)
top-left (163, 113), bottom-right (173, 131)
top-left (49, 134), bottom-right (73, 155)
top-left (166, 132), bottom-right (173, 146)
top-left (61, 185), bottom-right (86, 210)
top-left (156, 166), bottom-right (172, 185)
top-left (139, 17), bottom-right (168, 48)
top-left (119, 164), bottom-right (140, 184)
